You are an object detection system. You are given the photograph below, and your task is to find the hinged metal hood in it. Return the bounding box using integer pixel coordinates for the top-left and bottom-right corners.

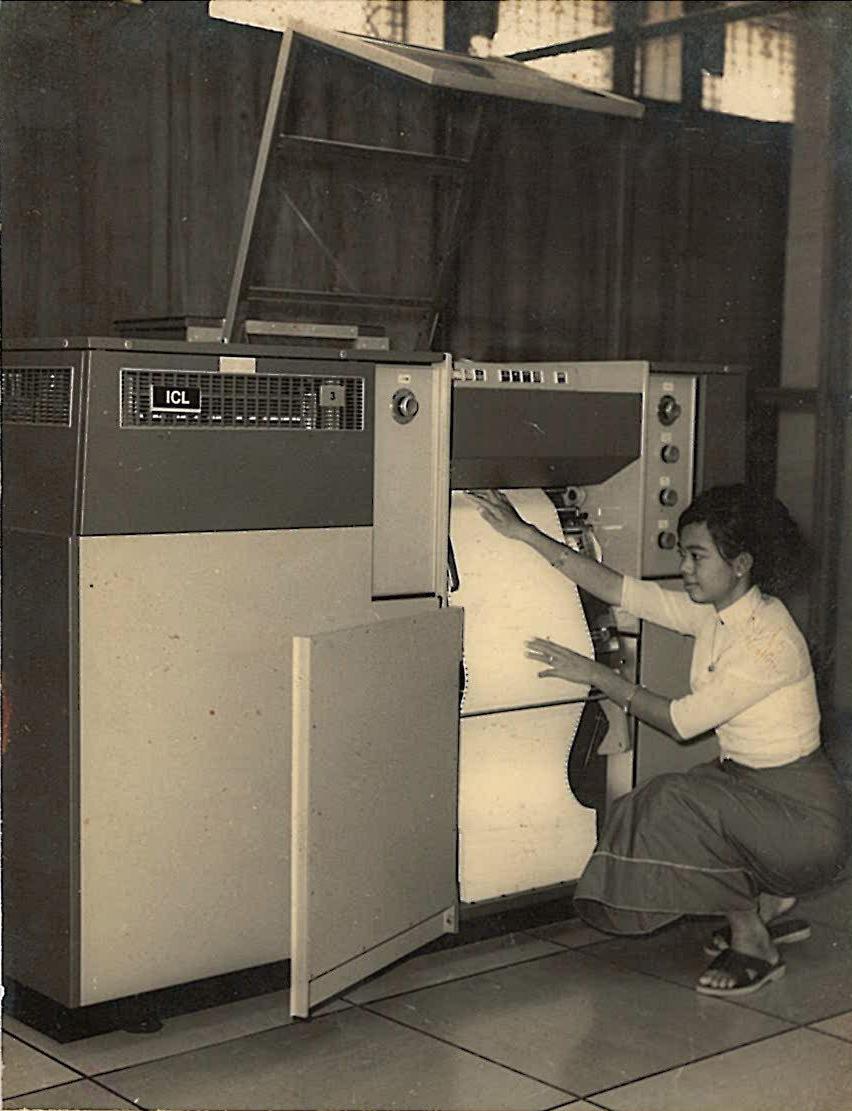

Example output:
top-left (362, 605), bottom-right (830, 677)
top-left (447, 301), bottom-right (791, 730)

top-left (208, 7), bottom-right (644, 118)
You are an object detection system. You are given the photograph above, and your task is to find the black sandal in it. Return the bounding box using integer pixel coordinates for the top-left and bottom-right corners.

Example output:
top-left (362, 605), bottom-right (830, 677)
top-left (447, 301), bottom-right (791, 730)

top-left (696, 948), bottom-right (786, 997)
top-left (704, 917), bottom-right (811, 956)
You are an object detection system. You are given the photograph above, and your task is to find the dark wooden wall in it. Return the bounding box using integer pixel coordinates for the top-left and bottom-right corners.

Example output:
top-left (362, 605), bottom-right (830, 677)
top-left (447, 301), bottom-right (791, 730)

top-left (1, 0), bottom-right (790, 479)
top-left (447, 102), bottom-right (789, 373)
top-left (1, 0), bottom-right (276, 337)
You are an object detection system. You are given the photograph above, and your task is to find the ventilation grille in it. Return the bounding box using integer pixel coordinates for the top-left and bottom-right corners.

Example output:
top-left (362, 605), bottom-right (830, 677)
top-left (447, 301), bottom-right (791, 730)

top-left (121, 370), bottom-right (365, 431)
top-left (2, 366), bottom-right (73, 426)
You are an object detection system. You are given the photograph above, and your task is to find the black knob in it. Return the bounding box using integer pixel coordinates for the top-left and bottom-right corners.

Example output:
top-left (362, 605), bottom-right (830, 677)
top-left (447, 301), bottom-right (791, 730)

top-left (391, 388), bottom-right (419, 424)
top-left (661, 444), bottom-right (680, 463)
top-left (658, 530), bottom-right (677, 550)
top-left (659, 488), bottom-right (679, 507)
top-left (658, 395), bottom-right (682, 426)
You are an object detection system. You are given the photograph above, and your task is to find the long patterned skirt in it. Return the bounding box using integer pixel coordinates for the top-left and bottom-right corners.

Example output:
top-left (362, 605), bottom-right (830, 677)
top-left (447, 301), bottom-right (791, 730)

top-left (574, 748), bottom-right (851, 935)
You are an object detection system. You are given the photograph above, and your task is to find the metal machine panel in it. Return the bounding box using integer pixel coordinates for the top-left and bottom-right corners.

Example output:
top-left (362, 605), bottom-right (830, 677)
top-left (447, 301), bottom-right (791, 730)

top-left (79, 350), bottom-right (375, 535)
top-left (1, 532), bottom-right (79, 1005)
top-left (451, 388), bottom-right (642, 489)
top-left (1, 354), bottom-right (84, 536)
top-left (635, 584), bottom-right (719, 787)
top-left (77, 527), bottom-right (374, 1004)
top-left (641, 373), bottom-right (697, 577)
top-left (371, 359), bottom-right (452, 598)
top-left (290, 609), bottom-right (463, 1016)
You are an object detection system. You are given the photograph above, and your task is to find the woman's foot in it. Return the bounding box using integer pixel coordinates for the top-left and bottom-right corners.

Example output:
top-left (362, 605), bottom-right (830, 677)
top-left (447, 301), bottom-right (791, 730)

top-left (696, 948), bottom-right (786, 997)
top-left (699, 909), bottom-right (780, 992)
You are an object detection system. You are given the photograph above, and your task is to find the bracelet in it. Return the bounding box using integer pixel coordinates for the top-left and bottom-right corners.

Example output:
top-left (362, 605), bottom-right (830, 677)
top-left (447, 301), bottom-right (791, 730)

top-left (621, 682), bottom-right (639, 715)
top-left (549, 548), bottom-right (573, 571)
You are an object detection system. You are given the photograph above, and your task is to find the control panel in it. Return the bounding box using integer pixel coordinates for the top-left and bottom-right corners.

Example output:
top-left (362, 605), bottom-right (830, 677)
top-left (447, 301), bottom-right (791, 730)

top-left (452, 360), bottom-right (704, 580)
top-left (642, 373), bottom-right (697, 577)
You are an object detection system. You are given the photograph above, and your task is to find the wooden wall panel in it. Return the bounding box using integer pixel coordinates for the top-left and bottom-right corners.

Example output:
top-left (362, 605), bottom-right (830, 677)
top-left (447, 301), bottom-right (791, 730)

top-left (0, 1), bottom-right (276, 337)
top-left (446, 101), bottom-right (630, 361)
top-left (0, 2), bottom-right (87, 337)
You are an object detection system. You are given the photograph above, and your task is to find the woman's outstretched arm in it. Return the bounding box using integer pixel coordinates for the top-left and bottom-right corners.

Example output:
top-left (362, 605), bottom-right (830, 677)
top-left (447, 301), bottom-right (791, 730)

top-left (527, 637), bottom-right (680, 739)
top-left (468, 490), bottom-right (624, 607)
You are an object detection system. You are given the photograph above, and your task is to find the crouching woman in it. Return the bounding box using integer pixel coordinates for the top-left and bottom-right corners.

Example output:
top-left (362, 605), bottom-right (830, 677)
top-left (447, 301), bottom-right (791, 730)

top-left (469, 484), bottom-right (850, 998)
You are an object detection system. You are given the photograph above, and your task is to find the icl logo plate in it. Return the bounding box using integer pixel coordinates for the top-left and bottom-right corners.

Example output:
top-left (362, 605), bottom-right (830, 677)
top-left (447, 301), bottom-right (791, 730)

top-left (150, 386), bottom-right (202, 413)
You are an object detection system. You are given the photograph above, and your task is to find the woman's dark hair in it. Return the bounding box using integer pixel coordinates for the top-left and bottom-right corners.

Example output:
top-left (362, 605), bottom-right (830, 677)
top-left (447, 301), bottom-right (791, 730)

top-left (677, 483), bottom-right (810, 596)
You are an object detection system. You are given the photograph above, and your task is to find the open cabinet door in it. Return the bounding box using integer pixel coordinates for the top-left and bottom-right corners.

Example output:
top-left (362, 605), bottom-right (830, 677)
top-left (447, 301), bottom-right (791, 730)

top-left (290, 608), bottom-right (463, 1017)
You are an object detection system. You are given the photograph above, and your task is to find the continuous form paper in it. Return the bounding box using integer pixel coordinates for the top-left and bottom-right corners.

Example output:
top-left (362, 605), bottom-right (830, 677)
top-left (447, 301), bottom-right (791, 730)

top-left (458, 706), bottom-right (599, 900)
top-left (449, 488), bottom-right (595, 714)
top-left (450, 490), bottom-right (598, 901)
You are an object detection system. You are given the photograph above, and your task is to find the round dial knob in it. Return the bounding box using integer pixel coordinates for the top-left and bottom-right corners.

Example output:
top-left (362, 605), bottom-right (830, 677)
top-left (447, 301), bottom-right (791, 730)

top-left (659, 488), bottom-right (679, 507)
top-left (391, 388), bottom-right (419, 424)
top-left (658, 530), bottom-right (677, 550)
top-left (658, 395), bottom-right (682, 426)
top-left (661, 444), bottom-right (680, 463)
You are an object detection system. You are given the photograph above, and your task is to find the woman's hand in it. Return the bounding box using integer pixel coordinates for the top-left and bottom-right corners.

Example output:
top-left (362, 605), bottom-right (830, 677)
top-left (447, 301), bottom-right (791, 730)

top-left (466, 490), bottom-right (531, 541)
top-left (526, 637), bottom-right (595, 685)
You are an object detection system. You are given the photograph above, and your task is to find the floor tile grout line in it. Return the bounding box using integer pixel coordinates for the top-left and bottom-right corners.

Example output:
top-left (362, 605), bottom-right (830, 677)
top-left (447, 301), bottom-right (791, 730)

top-left (1, 1074), bottom-right (147, 1109)
top-left (352, 1000), bottom-right (583, 1100)
top-left (803, 1023), bottom-right (852, 1045)
top-left (581, 1025), bottom-right (809, 1101)
top-left (1, 1028), bottom-right (92, 1084)
top-left (83, 1073), bottom-right (154, 1109)
top-left (543, 1101), bottom-right (610, 1111)
top-left (79, 1009), bottom-right (349, 1080)
top-left (340, 947), bottom-right (577, 1007)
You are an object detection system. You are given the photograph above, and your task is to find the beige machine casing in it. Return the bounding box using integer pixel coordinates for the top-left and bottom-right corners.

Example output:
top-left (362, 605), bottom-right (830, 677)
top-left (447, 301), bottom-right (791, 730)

top-left (2, 341), bottom-right (461, 1020)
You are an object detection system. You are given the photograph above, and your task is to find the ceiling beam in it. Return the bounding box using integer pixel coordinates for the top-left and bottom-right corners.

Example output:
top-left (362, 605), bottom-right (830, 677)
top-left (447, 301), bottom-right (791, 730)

top-left (508, 1), bottom-right (807, 63)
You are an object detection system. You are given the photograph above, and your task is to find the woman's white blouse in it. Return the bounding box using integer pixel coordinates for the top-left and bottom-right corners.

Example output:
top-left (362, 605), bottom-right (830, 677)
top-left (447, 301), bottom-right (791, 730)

top-left (620, 577), bottom-right (821, 768)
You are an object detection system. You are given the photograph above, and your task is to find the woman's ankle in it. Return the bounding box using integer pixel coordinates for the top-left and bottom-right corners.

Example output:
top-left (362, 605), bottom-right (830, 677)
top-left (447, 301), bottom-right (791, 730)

top-left (757, 893), bottom-right (797, 922)
top-left (727, 910), bottom-right (777, 958)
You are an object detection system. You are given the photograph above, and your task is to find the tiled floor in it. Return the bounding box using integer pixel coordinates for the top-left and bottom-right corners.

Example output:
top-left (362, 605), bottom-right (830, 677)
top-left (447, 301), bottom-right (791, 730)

top-left (2, 879), bottom-right (851, 1110)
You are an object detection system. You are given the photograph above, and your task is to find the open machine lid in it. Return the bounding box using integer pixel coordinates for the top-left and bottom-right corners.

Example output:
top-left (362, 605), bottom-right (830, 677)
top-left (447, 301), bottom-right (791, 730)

top-left (208, 4), bottom-right (644, 349)
top-left (209, 7), bottom-right (643, 119)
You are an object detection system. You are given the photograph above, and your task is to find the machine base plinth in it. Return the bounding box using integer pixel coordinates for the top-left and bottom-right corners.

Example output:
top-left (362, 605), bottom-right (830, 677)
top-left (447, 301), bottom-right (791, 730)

top-left (3, 962), bottom-right (286, 1043)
